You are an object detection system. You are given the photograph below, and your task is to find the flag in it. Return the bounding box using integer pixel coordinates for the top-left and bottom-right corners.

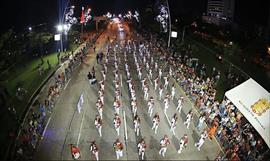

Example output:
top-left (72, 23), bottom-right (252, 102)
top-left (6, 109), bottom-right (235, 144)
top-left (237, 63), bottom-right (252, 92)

top-left (80, 7), bottom-right (85, 24)
top-left (77, 93), bottom-right (84, 113)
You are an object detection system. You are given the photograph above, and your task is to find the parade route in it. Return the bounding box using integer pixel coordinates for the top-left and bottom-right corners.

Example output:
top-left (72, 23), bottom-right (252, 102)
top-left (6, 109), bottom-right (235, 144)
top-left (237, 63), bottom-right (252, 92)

top-left (34, 22), bottom-right (220, 160)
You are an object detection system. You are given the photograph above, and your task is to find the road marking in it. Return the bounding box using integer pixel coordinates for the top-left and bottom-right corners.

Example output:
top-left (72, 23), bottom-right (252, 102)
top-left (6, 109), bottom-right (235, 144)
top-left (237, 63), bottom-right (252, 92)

top-left (147, 74), bottom-right (153, 85)
top-left (64, 78), bottom-right (71, 90)
top-left (123, 110), bottom-right (128, 141)
top-left (120, 74), bottom-right (123, 87)
top-left (164, 112), bottom-right (171, 127)
top-left (76, 108), bottom-right (86, 146)
top-left (42, 117), bottom-right (51, 138)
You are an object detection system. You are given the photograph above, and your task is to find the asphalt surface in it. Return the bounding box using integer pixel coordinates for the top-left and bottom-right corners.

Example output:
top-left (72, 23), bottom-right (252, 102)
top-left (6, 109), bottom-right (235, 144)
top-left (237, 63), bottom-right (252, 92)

top-left (34, 23), bottom-right (220, 160)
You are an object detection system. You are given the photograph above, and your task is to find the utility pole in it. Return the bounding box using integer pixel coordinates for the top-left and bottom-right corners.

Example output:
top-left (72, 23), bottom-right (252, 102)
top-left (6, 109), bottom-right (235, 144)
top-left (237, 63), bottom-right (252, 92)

top-left (166, 0), bottom-right (171, 48)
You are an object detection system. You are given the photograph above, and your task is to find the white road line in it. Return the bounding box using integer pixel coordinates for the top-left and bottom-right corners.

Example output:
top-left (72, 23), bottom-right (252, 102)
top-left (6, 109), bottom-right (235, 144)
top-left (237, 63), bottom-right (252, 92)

top-left (123, 110), bottom-right (128, 141)
top-left (42, 117), bottom-right (51, 138)
top-left (76, 108), bottom-right (86, 146)
top-left (147, 74), bottom-right (153, 85)
top-left (64, 78), bottom-right (71, 90)
top-left (120, 74), bottom-right (123, 87)
top-left (164, 113), bottom-right (171, 127)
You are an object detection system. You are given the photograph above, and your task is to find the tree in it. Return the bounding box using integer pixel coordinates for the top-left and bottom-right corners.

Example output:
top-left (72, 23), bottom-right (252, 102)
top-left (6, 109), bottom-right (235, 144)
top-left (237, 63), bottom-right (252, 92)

top-left (26, 31), bottom-right (53, 55)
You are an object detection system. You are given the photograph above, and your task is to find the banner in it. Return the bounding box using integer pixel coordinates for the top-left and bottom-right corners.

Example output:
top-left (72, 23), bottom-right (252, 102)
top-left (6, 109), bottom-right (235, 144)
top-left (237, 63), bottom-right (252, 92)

top-left (225, 78), bottom-right (270, 148)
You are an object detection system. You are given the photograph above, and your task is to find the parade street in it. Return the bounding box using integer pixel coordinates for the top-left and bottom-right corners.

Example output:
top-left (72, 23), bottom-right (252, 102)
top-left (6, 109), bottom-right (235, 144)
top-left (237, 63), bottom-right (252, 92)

top-left (34, 22), bottom-right (221, 160)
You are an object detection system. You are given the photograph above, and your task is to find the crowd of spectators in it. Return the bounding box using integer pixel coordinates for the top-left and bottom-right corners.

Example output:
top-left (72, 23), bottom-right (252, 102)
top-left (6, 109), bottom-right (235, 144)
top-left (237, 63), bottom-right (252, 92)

top-left (11, 31), bottom-right (103, 161)
top-left (142, 31), bottom-right (269, 161)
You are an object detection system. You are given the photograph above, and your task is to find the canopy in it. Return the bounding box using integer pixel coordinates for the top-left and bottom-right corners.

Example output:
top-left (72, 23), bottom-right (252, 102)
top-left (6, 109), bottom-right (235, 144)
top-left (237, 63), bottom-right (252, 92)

top-left (225, 78), bottom-right (270, 148)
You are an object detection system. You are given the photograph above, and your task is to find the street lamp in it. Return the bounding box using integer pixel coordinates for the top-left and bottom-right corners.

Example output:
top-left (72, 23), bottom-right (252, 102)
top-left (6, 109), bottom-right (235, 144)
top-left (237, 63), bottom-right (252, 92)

top-left (28, 27), bottom-right (32, 32)
top-left (57, 24), bottom-right (63, 32)
top-left (156, 0), bottom-right (171, 48)
top-left (166, 0), bottom-right (172, 48)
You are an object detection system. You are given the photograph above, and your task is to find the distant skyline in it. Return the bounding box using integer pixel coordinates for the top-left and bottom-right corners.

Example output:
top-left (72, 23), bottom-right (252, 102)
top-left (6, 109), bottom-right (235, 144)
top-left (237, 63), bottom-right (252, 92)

top-left (0, 0), bottom-right (269, 33)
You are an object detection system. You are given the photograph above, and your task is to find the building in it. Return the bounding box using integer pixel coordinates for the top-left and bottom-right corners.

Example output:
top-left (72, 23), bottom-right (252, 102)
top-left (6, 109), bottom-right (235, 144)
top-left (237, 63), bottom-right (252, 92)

top-left (202, 0), bottom-right (235, 26)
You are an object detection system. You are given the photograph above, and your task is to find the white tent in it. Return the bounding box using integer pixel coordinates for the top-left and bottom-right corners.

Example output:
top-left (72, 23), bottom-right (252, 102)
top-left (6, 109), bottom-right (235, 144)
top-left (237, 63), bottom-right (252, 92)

top-left (225, 78), bottom-right (270, 148)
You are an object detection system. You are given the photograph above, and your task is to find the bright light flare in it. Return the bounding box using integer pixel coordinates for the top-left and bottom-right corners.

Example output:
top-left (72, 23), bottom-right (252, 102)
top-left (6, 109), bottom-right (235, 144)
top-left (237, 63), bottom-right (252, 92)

top-left (57, 25), bottom-right (63, 32)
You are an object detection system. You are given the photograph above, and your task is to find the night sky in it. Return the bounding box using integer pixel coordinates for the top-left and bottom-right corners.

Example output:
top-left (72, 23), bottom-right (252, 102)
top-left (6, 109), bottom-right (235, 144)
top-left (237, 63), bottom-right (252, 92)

top-left (0, 0), bottom-right (269, 33)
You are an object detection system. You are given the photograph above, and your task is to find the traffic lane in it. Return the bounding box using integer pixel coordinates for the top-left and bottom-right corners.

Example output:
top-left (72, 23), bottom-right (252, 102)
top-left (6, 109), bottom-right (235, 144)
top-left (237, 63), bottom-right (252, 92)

top-left (76, 48), bottom-right (130, 160)
top-left (34, 29), bottom-right (109, 160)
top-left (116, 53), bottom-right (140, 160)
top-left (121, 51), bottom-right (175, 160)
top-left (34, 66), bottom-right (89, 160)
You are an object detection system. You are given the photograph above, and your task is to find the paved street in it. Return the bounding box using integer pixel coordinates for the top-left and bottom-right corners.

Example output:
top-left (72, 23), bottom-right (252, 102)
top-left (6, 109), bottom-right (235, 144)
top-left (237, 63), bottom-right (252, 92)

top-left (34, 23), bottom-right (221, 160)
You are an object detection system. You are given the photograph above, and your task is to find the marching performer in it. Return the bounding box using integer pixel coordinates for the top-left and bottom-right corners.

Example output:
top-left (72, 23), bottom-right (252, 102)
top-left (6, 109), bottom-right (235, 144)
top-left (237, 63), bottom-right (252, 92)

top-left (163, 96), bottom-right (170, 114)
top-left (113, 138), bottom-right (124, 160)
top-left (155, 62), bottom-right (158, 72)
top-left (149, 68), bottom-right (153, 79)
top-left (176, 97), bottom-right (184, 113)
top-left (144, 84), bottom-right (149, 100)
top-left (100, 92), bottom-right (104, 106)
top-left (184, 110), bottom-right (193, 129)
top-left (152, 113), bottom-right (160, 134)
top-left (158, 68), bottom-right (162, 79)
top-left (94, 115), bottom-right (102, 137)
top-left (134, 115), bottom-right (141, 136)
top-left (96, 99), bottom-right (103, 119)
top-left (113, 98), bottom-right (121, 115)
top-left (195, 131), bottom-right (208, 151)
top-left (154, 76), bottom-right (159, 91)
top-left (138, 69), bottom-right (142, 80)
top-left (101, 69), bottom-right (106, 81)
top-left (113, 113), bottom-right (121, 136)
top-left (70, 144), bottom-right (81, 160)
top-left (131, 98), bottom-right (138, 117)
top-left (159, 135), bottom-right (170, 157)
top-left (171, 84), bottom-right (176, 100)
top-left (137, 139), bottom-right (147, 160)
top-left (99, 80), bottom-right (105, 91)
top-left (90, 141), bottom-right (99, 161)
top-left (147, 97), bottom-right (154, 117)
top-left (170, 113), bottom-right (178, 135)
top-left (178, 134), bottom-right (188, 153)
top-left (163, 76), bottom-right (169, 90)
top-left (159, 85), bottom-right (163, 100)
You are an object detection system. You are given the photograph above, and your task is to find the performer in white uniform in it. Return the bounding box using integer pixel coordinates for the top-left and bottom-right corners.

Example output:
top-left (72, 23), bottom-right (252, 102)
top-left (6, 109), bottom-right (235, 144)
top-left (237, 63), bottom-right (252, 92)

top-left (176, 97), bottom-right (184, 113)
top-left (113, 113), bottom-right (121, 136)
top-left (134, 115), bottom-right (141, 136)
top-left (90, 141), bottom-right (99, 161)
top-left (170, 113), bottom-right (178, 135)
top-left (137, 139), bottom-right (147, 160)
top-left (184, 110), bottom-right (193, 129)
top-left (159, 135), bottom-right (170, 157)
top-left (94, 115), bottom-right (102, 137)
top-left (178, 134), bottom-right (188, 154)
top-left (113, 138), bottom-right (124, 160)
top-left (152, 113), bottom-right (160, 134)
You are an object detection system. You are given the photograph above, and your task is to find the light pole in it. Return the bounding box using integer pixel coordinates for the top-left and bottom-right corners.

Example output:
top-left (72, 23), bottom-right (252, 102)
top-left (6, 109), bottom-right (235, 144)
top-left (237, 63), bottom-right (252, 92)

top-left (58, 0), bottom-right (72, 52)
top-left (166, 0), bottom-right (172, 48)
